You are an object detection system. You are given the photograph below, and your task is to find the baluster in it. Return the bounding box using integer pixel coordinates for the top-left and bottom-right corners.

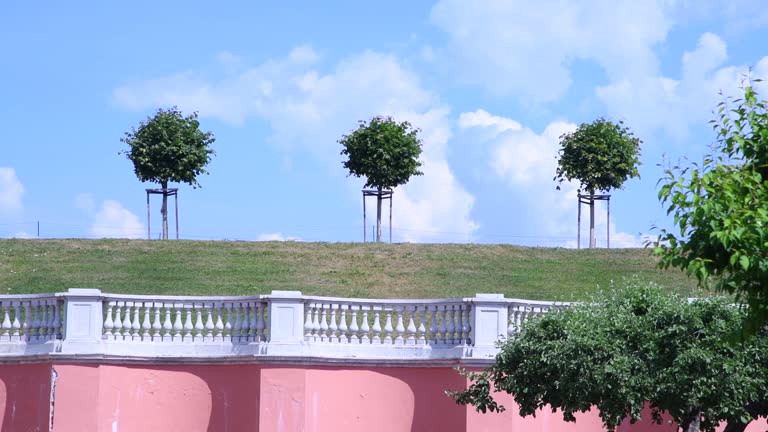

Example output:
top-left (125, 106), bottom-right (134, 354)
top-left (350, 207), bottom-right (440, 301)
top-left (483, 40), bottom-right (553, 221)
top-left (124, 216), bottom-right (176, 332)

top-left (1, 302), bottom-right (11, 341)
top-left (224, 303), bottom-right (234, 341)
top-left (328, 304), bottom-right (339, 343)
top-left (172, 304), bottom-right (184, 342)
top-left (428, 305), bottom-right (438, 344)
top-left (255, 303), bottom-right (265, 342)
top-left (29, 301), bottom-right (40, 341)
top-left (395, 306), bottom-right (405, 345)
top-left (232, 303), bottom-right (242, 342)
top-left (52, 301), bottom-right (61, 339)
top-left (447, 305), bottom-right (457, 345)
top-left (304, 302), bottom-right (314, 341)
top-left (348, 305), bottom-right (360, 344)
top-left (406, 306), bottom-right (417, 345)
top-left (113, 302), bottom-right (124, 341)
top-left (122, 302), bottom-right (133, 340)
top-left (462, 304), bottom-right (471, 345)
top-left (337, 304), bottom-right (349, 343)
top-left (46, 302), bottom-right (56, 339)
top-left (11, 303), bottom-right (21, 341)
top-left (249, 303), bottom-right (258, 342)
top-left (140, 302), bottom-right (151, 340)
top-left (194, 304), bottom-right (205, 342)
top-left (319, 304), bottom-right (329, 342)
top-left (311, 303), bottom-right (321, 342)
top-left (132, 303), bottom-right (141, 339)
top-left (371, 306), bottom-right (382, 344)
top-left (383, 307), bottom-right (394, 344)
top-left (205, 303), bottom-right (215, 341)
top-left (34, 302), bottom-right (44, 341)
top-left (151, 303), bottom-right (162, 341)
top-left (23, 302), bottom-right (33, 341)
top-left (103, 302), bottom-right (115, 340)
top-left (416, 306), bottom-right (427, 345)
top-left (162, 304), bottom-right (173, 341)
top-left (360, 306), bottom-right (371, 344)
top-left (241, 303), bottom-right (253, 342)
top-left (436, 305), bottom-right (447, 344)
top-left (214, 304), bottom-right (224, 342)
top-left (183, 305), bottom-right (194, 342)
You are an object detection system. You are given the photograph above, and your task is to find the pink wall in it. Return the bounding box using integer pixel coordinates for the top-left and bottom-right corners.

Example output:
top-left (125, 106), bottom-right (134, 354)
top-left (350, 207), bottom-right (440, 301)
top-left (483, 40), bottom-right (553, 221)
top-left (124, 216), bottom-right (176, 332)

top-left (0, 362), bottom-right (765, 431)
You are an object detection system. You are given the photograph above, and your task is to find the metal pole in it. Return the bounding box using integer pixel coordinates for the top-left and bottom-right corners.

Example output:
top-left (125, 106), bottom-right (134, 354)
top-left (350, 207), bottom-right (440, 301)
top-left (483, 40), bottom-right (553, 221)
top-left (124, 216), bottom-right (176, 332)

top-left (37, 221), bottom-right (39, 238)
top-left (607, 196), bottom-right (610, 249)
top-left (175, 191), bottom-right (179, 240)
top-left (146, 191), bottom-right (151, 240)
top-left (577, 194), bottom-right (581, 250)
top-left (389, 192), bottom-right (393, 243)
top-left (363, 193), bottom-right (366, 243)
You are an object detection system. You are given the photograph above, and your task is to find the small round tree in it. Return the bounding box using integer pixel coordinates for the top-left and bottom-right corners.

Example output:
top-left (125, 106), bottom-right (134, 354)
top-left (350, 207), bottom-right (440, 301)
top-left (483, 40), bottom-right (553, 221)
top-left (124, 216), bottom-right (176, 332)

top-left (339, 116), bottom-right (424, 242)
top-left (554, 117), bottom-right (642, 248)
top-left (120, 107), bottom-right (216, 240)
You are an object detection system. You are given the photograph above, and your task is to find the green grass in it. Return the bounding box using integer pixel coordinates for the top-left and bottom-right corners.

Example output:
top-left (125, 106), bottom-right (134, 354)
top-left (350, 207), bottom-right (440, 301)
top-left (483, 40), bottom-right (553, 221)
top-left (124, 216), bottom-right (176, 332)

top-left (0, 239), bottom-right (702, 300)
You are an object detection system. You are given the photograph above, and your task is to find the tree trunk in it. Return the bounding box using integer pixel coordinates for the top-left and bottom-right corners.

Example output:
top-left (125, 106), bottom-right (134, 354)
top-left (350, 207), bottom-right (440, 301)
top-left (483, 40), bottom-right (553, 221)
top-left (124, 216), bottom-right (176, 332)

top-left (376, 187), bottom-right (382, 242)
top-left (589, 192), bottom-right (596, 248)
top-left (681, 410), bottom-right (702, 432)
top-left (161, 180), bottom-right (169, 240)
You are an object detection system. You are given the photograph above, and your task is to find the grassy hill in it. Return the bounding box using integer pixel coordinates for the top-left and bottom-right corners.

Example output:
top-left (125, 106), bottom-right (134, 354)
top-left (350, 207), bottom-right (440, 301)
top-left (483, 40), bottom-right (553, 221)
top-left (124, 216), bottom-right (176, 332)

top-left (0, 239), bottom-right (701, 300)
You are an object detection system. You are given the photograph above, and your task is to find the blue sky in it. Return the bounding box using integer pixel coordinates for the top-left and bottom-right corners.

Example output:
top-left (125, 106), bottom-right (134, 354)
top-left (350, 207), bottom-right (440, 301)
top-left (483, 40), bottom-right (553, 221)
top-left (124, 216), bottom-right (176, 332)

top-left (2, 1), bottom-right (768, 245)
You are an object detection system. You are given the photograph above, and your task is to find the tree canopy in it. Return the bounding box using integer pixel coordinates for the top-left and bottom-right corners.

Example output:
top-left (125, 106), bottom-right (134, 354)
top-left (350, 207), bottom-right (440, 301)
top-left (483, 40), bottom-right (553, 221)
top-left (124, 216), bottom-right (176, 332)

top-left (450, 279), bottom-right (768, 432)
top-left (554, 117), bottom-right (642, 195)
top-left (339, 116), bottom-right (424, 191)
top-left (120, 107), bottom-right (216, 189)
top-left (120, 106), bottom-right (215, 239)
top-left (652, 84), bottom-right (768, 332)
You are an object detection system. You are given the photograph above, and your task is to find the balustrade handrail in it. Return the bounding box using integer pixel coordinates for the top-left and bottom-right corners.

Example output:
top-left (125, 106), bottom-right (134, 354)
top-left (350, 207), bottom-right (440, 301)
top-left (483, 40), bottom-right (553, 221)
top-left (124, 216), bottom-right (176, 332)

top-left (301, 295), bottom-right (469, 305)
top-left (102, 292), bottom-right (267, 302)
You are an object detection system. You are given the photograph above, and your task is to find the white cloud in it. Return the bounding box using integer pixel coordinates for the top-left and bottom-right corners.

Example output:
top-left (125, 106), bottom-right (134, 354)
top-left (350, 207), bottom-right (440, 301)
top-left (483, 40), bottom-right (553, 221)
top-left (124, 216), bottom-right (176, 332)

top-left (89, 200), bottom-right (145, 239)
top-left (11, 231), bottom-right (32, 239)
top-left (430, 0), bottom-right (672, 103)
top-left (114, 47), bottom-right (479, 243)
top-left (0, 167), bottom-right (24, 212)
top-left (256, 233), bottom-right (301, 241)
top-left (596, 33), bottom-right (768, 141)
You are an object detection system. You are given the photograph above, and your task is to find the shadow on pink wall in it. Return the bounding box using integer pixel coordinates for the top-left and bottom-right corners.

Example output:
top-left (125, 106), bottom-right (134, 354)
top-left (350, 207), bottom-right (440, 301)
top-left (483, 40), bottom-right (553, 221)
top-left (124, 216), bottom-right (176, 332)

top-left (0, 363), bottom-right (51, 431)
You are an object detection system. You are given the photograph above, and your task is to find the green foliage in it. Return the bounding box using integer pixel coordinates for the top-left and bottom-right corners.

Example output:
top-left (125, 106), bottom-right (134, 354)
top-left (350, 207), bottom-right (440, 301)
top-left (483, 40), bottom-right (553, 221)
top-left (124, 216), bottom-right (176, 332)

top-left (652, 83), bottom-right (768, 332)
top-left (450, 279), bottom-right (768, 432)
top-left (120, 107), bottom-right (216, 189)
top-left (554, 117), bottom-right (642, 194)
top-left (339, 116), bottom-right (424, 190)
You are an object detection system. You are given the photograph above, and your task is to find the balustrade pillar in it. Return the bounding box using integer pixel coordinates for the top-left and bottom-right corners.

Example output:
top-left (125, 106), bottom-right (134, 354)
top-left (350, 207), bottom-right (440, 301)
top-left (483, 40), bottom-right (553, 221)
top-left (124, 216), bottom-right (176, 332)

top-left (470, 293), bottom-right (508, 358)
top-left (59, 288), bottom-right (104, 354)
top-left (266, 290), bottom-right (304, 355)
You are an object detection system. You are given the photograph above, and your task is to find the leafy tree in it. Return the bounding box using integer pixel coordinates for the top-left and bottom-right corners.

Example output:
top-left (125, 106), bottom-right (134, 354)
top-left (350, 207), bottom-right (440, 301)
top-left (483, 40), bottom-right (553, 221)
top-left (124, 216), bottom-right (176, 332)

top-left (652, 83), bottom-right (768, 332)
top-left (120, 107), bottom-right (216, 240)
top-left (554, 118), bottom-right (642, 248)
top-left (339, 116), bottom-right (424, 242)
top-left (450, 279), bottom-right (768, 432)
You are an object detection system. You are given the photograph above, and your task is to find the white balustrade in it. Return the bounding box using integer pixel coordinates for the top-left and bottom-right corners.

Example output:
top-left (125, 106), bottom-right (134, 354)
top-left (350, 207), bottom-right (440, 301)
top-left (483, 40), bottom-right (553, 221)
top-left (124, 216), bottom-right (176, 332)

top-left (301, 297), bottom-right (473, 347)
top-left (0, 290), bottom-right (572, 362)
top-left (101, 296), bottom-right (268, 344)
top-left (507, 300), bottom-right (569, 337)
top-left (0, 296), bottom-right (61, 342)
